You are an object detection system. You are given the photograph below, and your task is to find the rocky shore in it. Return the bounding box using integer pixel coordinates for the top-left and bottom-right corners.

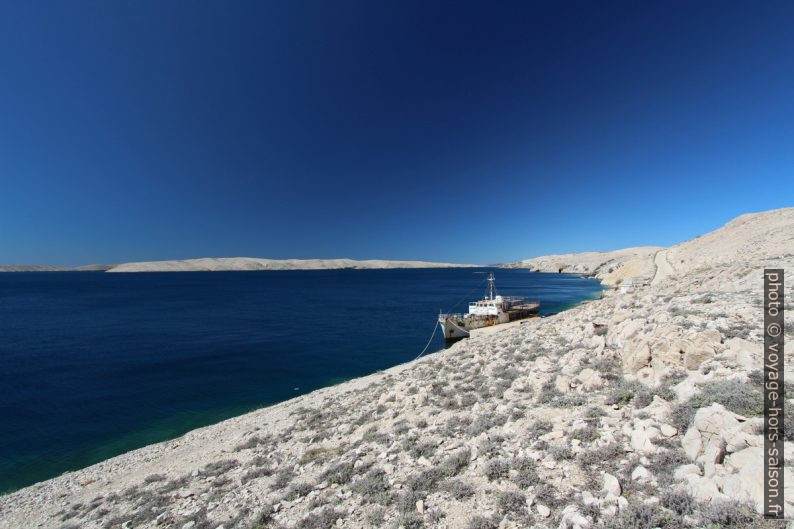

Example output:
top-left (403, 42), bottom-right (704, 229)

top-left (1, 208), bottom-right (792, 529)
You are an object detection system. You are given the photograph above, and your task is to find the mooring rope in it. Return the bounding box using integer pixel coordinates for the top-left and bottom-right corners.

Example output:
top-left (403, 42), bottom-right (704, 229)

top-left (411, 320), bottom-right (440, 362)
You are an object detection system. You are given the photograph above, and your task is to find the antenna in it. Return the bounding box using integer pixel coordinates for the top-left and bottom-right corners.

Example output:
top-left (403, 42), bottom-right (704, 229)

top-left (487, 272), bottom-right (496, 300)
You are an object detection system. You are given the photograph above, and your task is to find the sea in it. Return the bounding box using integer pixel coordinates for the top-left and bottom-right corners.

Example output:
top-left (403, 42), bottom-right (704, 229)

top-left (0, 267), bottom-right (602, 493)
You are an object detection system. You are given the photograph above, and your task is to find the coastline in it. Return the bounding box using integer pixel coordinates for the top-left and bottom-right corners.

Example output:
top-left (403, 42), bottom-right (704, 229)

top-left (1, 207), bottom-right (793, 529)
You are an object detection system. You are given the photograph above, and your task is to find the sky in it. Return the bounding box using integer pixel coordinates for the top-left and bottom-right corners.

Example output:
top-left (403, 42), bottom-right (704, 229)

top-left (1, 1), bottom-right (793, 265)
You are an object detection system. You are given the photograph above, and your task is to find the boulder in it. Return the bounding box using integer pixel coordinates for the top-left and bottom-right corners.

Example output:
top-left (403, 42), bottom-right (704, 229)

top-left (660, 424), bottom-right (677, 437)
top-left (640, 395), bottom-right (672, 422)
top-left (608, 319), bottom-right (644, 348)
top-left (630, 422), bottom-right (661, 454)
top-left (681, 404), bottom-right (745, 460)
top-left (621, 340), bottom-right (651, 373)
top-left (559, 505), bottom-right (591, 529)
top-left (683, 343), bottom-right (715, 370)
top-left (682, 474), bottom-right (729, 503)
top-left (723, 338), bottom-right (758, 370)
top-left (555, 375), bottom-right (572, 394)
top-left (574, 368), bottom-right (604, 391)
top-left (602, 473), bottom-right (621, 497)
top-left (673, 464), bottom-right (701, 481)
top-left (631, 465), bottom-right (652, 483)
top-left (673, 404), bottom-right (794, 515)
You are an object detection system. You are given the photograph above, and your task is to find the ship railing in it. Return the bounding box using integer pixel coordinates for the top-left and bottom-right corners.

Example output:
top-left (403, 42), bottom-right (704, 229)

top-left (439, 312), bottom-right (466, 319)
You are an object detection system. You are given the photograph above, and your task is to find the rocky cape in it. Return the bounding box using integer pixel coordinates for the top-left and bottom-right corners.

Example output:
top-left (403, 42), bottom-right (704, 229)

top-left (504, 247), bottom-right (661, 287)
top-left (105, 258), bottom-right (476, 273)
top-left (1, 208), bottom-right (793, 529)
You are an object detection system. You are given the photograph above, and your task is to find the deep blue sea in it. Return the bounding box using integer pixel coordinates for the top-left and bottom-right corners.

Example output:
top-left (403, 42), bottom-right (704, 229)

top-left (0, 267), bottom-right (602, 493)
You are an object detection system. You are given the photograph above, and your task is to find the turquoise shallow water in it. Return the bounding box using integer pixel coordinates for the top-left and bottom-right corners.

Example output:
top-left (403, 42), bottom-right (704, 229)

top-left (0, 267), bottom-right (602, 493)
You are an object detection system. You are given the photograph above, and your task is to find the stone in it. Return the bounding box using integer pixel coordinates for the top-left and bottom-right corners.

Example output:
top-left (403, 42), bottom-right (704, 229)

top-left (416, 499), bottom-right (424, 514)
top-left (581, 490), bottom-right (597, 505)
top-left (600, 504), bottom-right (617, 516)
top-left (683, 474), bottom-right (728, 503)
top-left (575, 368), bottom-right (604, 390)
top-left (674, 464), bottom-right (701, 481)
top-left (182, 522), bottom-right (196, 529)
top-left (631, 465), bottom-right (652, 482)
top-left (660, 424), bottom-right (677, 437)
top-left (602, 473), bottom-right (621, 497)
top-left (723, 338), bottom-right (758, 370)
top-left (536, 504), bottom-right (551, 517)
top-left (686, 403), bottom-right (746, 461)
top-left (621, 340), bottom-right (651, 373)
top-left (555, 375), bottom-right (572, 394)
top-left (417, 456), bottom-right (431, 467)
top-left (559, 505), bottom-right (591, 529)
top-left (684, 343), bottom-right (715, 370)
top-left (630, 424), bottom-right (659, 454)
top-left (723, 427), bottom-right (760, 453)
top-left (681, 427), bottom-right (702, 460)
top-left (611, 319), bottom-right (643, 348)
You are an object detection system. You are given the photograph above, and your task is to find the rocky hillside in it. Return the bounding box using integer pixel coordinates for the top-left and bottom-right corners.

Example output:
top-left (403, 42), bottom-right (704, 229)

top-left (1, 208), bottom-right (792, 529)
top-left (106, 258), bottom-right (475, 273)
top-left (505, 247), bottom-right (661, 287)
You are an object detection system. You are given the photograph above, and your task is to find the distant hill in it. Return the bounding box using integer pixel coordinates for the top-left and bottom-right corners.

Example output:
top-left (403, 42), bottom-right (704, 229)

top-left (105, 257), bottom-right (477, 272)
top-left (0, 264), bottom-right (111, 272)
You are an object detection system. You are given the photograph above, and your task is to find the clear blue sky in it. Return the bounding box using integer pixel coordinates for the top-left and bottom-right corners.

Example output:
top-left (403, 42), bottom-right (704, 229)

top-left (1, 1), bottom-right (792, 265)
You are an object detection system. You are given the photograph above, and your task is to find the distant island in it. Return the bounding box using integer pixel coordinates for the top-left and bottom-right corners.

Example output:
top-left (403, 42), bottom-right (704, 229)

top-left (106, 257), bottom-right (477, 273)
top-left (0, 264), bottom-right (112, 272)
top-left (0, 258), bottom-right (476, 273)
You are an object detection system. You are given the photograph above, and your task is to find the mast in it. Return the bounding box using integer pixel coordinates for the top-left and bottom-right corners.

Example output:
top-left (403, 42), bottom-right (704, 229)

top-left (487, 272), bottom-right (495, 300)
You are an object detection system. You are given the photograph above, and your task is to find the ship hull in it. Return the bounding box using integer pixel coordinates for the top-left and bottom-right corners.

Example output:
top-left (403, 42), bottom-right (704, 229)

top-left (439, 302), bottom-right (539, 341)
top-left (439, 315), bottom-right (470, 340)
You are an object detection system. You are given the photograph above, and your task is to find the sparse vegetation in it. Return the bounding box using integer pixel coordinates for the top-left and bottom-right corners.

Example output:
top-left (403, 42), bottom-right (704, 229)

top-left (441, 479), bottom-right (475, 499)
top-left (320, 461), bottom-right (355, 485)
top-left (578, 442), bottom-right (623, 468)
top-left (484, 458), bottom-right (510, 481)
top-left (660, 489), bottom-right (696, 516)
top-left (646, 447), bottom-right (689, 486)
top-left (296, 507), bottom-right (343, 529)
top-left (352, 469), bottom-right (392, 505)
top-left (497, 490), bottom-right (526, 515)
top-left (510, 457), bottom-right (540, 489)
top-left (527, 418), bottom-right (553, 437)
top-left (440, 448), bottom-right (471, 477)
top-left (241, 466), bottom-right (273, 485)
top-left (671, 379), bottom-right (763, 432)
top-left (548, 443), bottom-right (574, 461)
top-left (465, 514), bottom-right (500, 529)
top-left (272, 468), bottom-right (295, 489)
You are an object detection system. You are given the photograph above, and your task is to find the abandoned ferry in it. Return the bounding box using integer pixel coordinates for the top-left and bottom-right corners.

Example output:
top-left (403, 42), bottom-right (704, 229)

top-left (438, 273), bottom-right (540, 341)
